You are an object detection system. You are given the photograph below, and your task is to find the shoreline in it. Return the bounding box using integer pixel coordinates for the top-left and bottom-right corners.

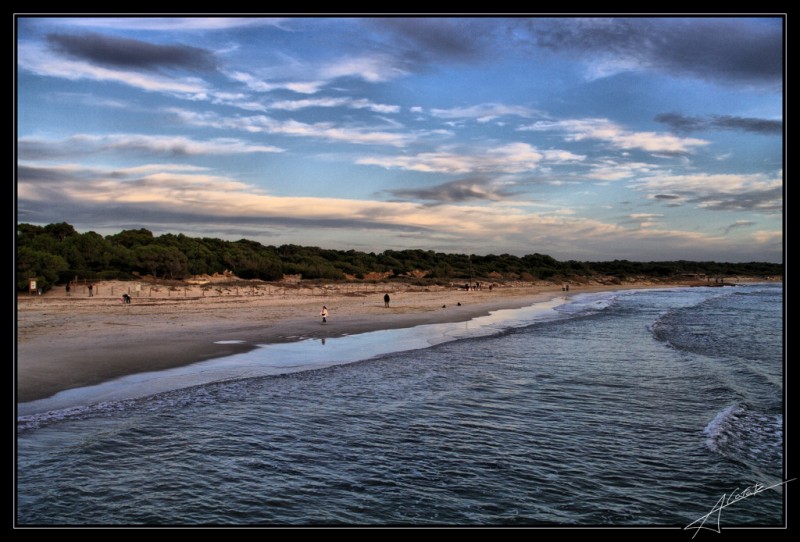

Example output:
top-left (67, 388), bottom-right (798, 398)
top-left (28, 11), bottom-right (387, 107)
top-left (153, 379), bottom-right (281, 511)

top-left (16, 279), bottom-right (772, 404)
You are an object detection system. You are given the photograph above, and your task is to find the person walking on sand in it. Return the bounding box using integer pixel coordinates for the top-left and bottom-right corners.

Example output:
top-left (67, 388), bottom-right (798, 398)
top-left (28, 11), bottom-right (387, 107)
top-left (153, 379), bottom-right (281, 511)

top-left (321, 305), bottom-right (329, 324)
top-left (88, 283), bottom-right (93, 297)
top-left (384, 293), bottom-right (390, 308)
top-left (65, 283), bottom-right (70, 296)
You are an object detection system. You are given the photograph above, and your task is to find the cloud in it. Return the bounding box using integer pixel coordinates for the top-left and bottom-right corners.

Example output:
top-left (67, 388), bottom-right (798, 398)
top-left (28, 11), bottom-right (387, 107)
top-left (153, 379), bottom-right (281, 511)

top-left (49, 92), bottom-right (131, 109)
top-left (357, 143), bottom-right (584, 174)
top-left (17, 162), bottom-right (259, 202)
top-left (170, 108), bottom-right (412, 147)
top-left (227, 51), bottom-right (411, 97)
top-left (655, 113), bottom-right (782, 135)
top-left (16, 164), bottom-right (534, 236)
top-left (225, 20), bottom-right (487, 98)
top-left (321, 54), bottom-right (409, 83)
top-left (19, 134), bottom-right (283, 160)
top-left (650, 194), bottom-right (687, 206)
top-left (751, 230), bottom-right (782, 246)
top-left (633, 172), bottom-right (782, 212)
top-left (723, 220), bottom-right (756, 235)
top-left (20, 41), bottom-right (210, 96)
top-left (523, 18), bottom-right (782, 87)
top-left (388, 177), bottom-right (518, 203)
top-left (41, 17), bottom-right (288, 31)
top-left (619, 212), bottom-right (663, 229)
top-left (431, 103), bottom-right (539, 122)
top-left (47, 32), bottom-right (218, 72)
top-left (587, 159), bottom-right (656, 181)
top-left (372, 18), bottom-right (486, 62)
top-left (266, 97), bottom-right (400, 114)
top-left (521, 118), bottom-right (709, 154)
top-left (227, 70), bottom-right (325, 95)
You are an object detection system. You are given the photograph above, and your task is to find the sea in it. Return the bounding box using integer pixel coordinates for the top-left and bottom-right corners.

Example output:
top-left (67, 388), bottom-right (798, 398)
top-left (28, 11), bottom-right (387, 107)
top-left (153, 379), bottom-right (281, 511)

top-left (16, 283), bottom-right (785, 527)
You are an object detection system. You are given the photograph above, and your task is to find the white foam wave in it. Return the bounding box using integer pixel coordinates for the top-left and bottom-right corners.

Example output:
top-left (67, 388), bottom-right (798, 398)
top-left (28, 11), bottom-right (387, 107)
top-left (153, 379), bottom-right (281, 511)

top-left (704, 403), bottom-right (741, 451)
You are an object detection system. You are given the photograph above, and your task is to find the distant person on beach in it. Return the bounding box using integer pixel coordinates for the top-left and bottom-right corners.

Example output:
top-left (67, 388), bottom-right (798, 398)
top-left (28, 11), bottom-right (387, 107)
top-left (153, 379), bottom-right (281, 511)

top-left (88, 283), bottom-right (93, 297)
top-left (384, 293), bottom-right (390, 308)
top-left (565, 283), bottom-right (570, 292)
top-left (65, 284), bottom-right (70, 296)
top-left (321, 305), bottom-right (328, 324)
top-left (122, 294), bottom-right (131, 304)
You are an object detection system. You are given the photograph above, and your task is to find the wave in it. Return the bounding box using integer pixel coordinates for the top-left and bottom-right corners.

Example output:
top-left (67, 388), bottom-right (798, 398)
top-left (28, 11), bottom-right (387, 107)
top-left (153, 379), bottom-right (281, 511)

top-left (18, 377), bottom-right (257, 433)
top-left (553, 291), bottom-right (619, 316)
top-left (705, 402), bottom-right (783, 477)
top-left (650, 286), bottom-right (781, 361)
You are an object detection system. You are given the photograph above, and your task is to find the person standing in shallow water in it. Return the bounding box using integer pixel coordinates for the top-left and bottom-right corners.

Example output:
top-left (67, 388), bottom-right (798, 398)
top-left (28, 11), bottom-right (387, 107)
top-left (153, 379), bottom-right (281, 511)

top-left (321, 305), bottom-right (328, 324)
top-left (384, 293), bottom-right (390, 308)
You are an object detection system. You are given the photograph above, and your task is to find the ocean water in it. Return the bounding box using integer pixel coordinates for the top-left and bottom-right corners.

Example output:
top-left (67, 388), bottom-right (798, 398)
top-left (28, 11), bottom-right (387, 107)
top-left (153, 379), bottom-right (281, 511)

top-left (16, 284), bottom-right (785, 526)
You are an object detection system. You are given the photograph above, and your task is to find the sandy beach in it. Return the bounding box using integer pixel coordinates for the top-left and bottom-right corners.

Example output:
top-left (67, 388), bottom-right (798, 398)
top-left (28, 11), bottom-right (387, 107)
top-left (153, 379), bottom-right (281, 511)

top-left (16, 277), bottom-right (751, 403)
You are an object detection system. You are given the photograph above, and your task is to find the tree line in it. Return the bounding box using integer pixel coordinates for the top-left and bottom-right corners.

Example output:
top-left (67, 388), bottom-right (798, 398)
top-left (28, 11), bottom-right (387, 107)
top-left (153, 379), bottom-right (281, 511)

top-left (16, 222), bottom-right (783, 292)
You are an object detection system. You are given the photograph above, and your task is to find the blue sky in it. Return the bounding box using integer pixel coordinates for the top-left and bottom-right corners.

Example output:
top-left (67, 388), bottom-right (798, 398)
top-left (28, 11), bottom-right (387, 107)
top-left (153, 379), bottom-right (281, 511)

top-left (17, 16), bottom-right (783, 262)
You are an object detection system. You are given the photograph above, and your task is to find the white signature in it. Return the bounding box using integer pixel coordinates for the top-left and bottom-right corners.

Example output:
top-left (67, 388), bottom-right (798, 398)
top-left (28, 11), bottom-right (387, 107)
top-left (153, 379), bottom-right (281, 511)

top-left (685, 478), bottom-right (795, 538)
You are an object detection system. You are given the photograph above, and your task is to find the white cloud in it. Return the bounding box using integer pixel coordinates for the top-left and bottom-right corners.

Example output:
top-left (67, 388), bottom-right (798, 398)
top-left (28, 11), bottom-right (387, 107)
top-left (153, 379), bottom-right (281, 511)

top-left (519, 118), bottom-right (709, 154)
top-left (357, 142), bottom-right (584, 174)
top-left (431, 103), bottom-right (539, 121)
top-left (43, 17), bottom-right (288, 31)
top-left (267, 97), bottom-right (400, 113)
top-left (588, 159), bottom-right (656, 181)
top-left (171, 108), bottom-right (412, 147)
top-left (227, 53), bottom-right (409, 96)
top-left (583, 57), bottom-right (642, 81)
top-left (227, 70), bottom-right (325, 95)
top-left (320, 54), bottom-right (408, 83)
top-left (542, 149), bottom-right (587, 163)
top-left (410, 106), bottom-right (424, 113)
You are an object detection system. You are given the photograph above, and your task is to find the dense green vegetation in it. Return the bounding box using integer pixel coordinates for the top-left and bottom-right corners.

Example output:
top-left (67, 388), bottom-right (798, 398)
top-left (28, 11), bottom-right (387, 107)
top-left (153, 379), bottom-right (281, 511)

top-left (16, 222), bottom-right (783, 292)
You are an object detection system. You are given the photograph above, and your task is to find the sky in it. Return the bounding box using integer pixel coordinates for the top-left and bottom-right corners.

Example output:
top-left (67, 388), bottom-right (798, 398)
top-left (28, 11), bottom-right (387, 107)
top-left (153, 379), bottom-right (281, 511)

top-left (16, 16), bottom-right (784, 262)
